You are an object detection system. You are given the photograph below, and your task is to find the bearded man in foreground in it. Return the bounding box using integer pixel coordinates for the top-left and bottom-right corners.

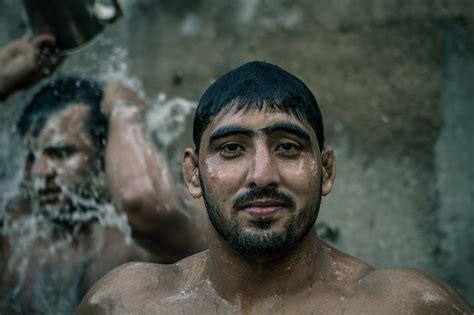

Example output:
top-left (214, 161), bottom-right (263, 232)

top-left (76, 61), bottom-right (473, 314)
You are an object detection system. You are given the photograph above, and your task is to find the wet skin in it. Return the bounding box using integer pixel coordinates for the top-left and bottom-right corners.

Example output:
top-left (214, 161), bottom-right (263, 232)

top-left (195, 108), bottom-right (326, 250)
top-left (76, 107), bottom-right (473, 314)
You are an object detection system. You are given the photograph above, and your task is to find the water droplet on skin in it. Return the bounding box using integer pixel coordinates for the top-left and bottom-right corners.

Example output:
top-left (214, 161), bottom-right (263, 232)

top-left (295, 159), bottom-right (306, 176)
top-left (146, 96), bottom-right (197, 147)
top-left (309, 159), bottom-right (317, 172)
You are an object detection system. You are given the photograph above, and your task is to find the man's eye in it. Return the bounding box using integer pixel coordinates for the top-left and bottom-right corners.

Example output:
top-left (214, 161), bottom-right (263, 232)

top-left (276, 143), bottom-right (301, 155)
top-left (48, 148), bottom-right (76, 159)
top-left (219, 143), bottom-right (243, 158)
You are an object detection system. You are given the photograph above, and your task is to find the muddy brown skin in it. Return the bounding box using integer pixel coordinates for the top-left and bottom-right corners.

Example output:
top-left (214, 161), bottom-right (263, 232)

top-left (76, 107), bottom-right (473, 314)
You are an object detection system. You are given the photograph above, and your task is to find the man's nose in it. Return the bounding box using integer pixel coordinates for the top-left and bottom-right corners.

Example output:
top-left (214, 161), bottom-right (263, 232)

top-left (31, 155), bottom-right (55, 177)
top-left (246, 142), bottom-right (280, 189)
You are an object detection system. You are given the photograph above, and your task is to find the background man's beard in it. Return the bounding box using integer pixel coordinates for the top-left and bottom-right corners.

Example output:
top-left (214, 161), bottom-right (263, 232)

top-left (202, 184), bottom-right (322, 258)
top-left (33, 196), bottom-right (106, 229)
top-left (30, 172), bottom-right (109, 224)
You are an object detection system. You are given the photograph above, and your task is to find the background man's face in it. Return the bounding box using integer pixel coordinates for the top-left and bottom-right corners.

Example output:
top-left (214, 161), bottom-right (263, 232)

top-left (23, 104), bottom-right (101, 217)
top-left (198, 106), bottom-right (323, 257)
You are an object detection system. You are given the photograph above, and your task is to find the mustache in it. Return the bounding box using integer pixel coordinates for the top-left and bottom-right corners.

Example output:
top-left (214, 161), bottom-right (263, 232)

top-left (232, 188), bottom-right (295, 210)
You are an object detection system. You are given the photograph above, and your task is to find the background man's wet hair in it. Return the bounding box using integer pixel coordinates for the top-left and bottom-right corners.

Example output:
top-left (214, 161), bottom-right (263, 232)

top-left (16, 77), bottom-right (107, 152)
top-left (193, 61), bottom-right (325, 152)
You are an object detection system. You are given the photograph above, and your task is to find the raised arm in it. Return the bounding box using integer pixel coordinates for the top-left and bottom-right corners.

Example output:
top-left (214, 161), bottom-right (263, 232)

top-left (0, 35), bottom-right (62, 100)
top-left (102, 82), bottom-right (207, 262)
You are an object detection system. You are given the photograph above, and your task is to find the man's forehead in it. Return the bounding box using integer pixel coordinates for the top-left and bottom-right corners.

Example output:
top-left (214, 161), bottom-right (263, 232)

top-left (24, 103), bottom-right (92, 147)
top-left (40, 103), bottom-right (90, 131)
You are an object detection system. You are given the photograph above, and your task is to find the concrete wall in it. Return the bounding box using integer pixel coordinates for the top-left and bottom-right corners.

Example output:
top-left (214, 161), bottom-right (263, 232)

top-left (1, 0), bottom-right (473, 302)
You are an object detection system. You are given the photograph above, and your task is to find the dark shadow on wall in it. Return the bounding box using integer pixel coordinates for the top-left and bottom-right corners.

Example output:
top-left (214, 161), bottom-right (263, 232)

top-left (436, 18), bottom-right (474, 303)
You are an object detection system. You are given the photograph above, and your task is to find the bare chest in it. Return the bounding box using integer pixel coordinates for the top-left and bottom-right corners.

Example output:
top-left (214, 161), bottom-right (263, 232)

top-left (121, 287), bottom-right (411, 315)
top-left (111, 286), bottom-right (362, 315)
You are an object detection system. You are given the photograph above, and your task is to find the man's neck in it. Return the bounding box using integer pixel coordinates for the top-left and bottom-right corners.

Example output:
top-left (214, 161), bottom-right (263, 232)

top-left (207, 226), bottom-right (328, 310)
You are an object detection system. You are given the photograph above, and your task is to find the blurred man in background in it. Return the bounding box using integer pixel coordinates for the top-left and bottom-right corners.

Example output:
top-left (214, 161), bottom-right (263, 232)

top-left (0, 37), bottom-right (207, 314)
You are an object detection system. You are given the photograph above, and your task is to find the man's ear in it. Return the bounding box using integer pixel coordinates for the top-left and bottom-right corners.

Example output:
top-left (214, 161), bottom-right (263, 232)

top-left (321, 144), bottom-right (336, 196)
top-left (183, 148), bottom-right (202, 199)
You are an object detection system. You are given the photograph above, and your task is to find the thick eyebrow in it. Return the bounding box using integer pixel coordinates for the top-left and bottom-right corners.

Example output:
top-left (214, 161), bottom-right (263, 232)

top-left (261, 122), bottom-right (311, 143)
top-left (208, 126), bottom-right (254, 147)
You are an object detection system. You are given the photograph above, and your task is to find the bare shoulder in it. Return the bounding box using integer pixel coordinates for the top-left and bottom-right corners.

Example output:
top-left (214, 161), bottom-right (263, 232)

top-left (322, 242), bottom-right (375, 284)
top-left (353, 267), bottom-right (473, 314)
top-left (75, 262), bottom-right (175, 314)
top-left (75, 251), bottom-right (209, 314)
top-left (322, 245), bottom-right (472, 314)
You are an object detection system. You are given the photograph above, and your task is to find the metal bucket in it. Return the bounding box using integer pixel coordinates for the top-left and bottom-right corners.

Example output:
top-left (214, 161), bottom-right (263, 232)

top-left (22, 0), bottom-right (122, 55)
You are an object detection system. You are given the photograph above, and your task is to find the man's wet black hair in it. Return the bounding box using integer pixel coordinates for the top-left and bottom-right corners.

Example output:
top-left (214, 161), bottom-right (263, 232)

top-left (16, 77), bottom-right (107, 152)
top-left (193, 61), bottom-right (325, 152)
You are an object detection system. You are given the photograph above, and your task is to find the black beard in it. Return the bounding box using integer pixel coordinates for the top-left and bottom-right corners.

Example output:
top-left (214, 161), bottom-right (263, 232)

top-left (201, 180), bottom-right (321, 259)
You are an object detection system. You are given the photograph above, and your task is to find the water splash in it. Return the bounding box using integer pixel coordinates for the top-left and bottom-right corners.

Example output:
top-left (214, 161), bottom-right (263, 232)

top-left (1, 171), bottom-right (132, 302)
top-left (147, 95), bottom-right (197, 147)
top-left (60, 39), bottom-right (146, 99)
top-left (98, 45), bottom-right (145, 99)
